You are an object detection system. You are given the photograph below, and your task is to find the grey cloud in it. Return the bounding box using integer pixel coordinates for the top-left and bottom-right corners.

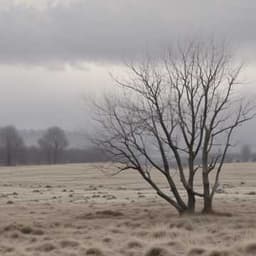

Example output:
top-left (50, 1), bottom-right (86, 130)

top-left (0, 0), bottom-right (256, 64)
top-left (0, 62), bottom-right (111, 130)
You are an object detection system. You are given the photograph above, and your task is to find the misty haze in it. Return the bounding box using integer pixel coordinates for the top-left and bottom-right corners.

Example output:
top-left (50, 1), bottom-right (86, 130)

top-left (0, 1), bottom-right (256, 256)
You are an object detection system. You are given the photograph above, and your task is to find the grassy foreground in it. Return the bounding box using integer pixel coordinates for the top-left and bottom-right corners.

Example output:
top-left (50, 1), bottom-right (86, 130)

top-left (0, 162), bottom-right (255, 255)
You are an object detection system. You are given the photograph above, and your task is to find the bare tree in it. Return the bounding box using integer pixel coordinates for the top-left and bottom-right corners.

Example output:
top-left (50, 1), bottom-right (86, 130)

top-left (38, 126), bottom-right (68, 164)
top-left (240, 144), bottom-right (251, 162)
top-left (0, 125), bottom-right (25, 166)
top-left (93, 42), bottom-right (255, 215)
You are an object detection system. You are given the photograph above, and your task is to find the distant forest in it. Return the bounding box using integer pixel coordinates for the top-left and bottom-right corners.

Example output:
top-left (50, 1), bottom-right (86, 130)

top-left (0, 125), bottom-right (109, 166)
top-left (0, 125), bottom-right (254, 167)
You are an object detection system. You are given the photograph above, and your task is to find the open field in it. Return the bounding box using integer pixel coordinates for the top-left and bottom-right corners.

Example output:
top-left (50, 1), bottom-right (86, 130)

top-left (0, 163), bottom-right (255, 255)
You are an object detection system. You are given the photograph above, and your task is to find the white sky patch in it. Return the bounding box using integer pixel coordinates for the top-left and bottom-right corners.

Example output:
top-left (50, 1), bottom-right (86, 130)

top-left (0, 62), bottom-right (115, 130)
top-left (0, 0), bottom-right (78, 10)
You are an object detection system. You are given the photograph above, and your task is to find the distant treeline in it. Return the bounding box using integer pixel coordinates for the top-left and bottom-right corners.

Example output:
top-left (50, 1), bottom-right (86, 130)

top-left (9, 146), bottom-right (109, 165)
top-left (0, 125), bottom-right (253, 167)
top-left (0, 125), bottom-right (109, 166)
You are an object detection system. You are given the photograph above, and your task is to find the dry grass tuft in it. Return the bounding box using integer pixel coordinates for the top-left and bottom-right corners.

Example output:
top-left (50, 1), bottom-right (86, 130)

top-left (0, 245), bottom-right (14, 253)
top-left (60, 239), bottom-right (80, 248)
top-left (134, 230), bottom-right (149, 237)
top-left (35, 242), bottom-right (56, 252)
top-left (18, 225), bottom-right (44, 235)
top-left (9, 232), bottom-right (19, 239)
top-left (19, 225), bottom-right (33, 234)
top-left (126, 239), bottom-right (143, 249)
top-left (145, 246), bottom-right (171, 256)
top-left (95, 210), bottom-right (123, 217)
top-left (243, 242), bottom-right (256, 254)
top-left (187, 247), bottom-right (207, 255)
top-left (78, 210), bottom-right (123, 220)
top-left (2, 223), bottom-right (44, 237)
top-left (3, 224), bottom-right (17, 232)
top-left (102, 237), bottom-right (112, 243)
top-left (207, 249), bottom-right (232, 256)
top-left (152, 230), bottom-right (167, 239)
top-left (170, 219), bottom-right (194, 231)
top-left (86, 247), bottom-right (104, 256)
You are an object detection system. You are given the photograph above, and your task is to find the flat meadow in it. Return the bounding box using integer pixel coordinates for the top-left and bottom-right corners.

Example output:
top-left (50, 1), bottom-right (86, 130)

top-left (0, 162), bottom-right (255, 255)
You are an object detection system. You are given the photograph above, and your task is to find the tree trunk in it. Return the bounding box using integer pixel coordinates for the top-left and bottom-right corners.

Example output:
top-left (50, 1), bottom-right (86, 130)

top-left (53, 147), bottom-right (58, 164)
top-left (7, 150), bottom-right (12, 166)
top-left (187, 160), bottom-right (196, 214)
top-left (53, 150), bottom-right (57, 164)
top-left (202, 172), bottom-right (213, 213)
top-left (187, 191), bottom-right (196, 213)
top-left (202, 131), bottom-right (213, 214)
top-left (176, 191), bottom-right (195, 215)
top-left (202, 195), bottom-right (213, 214)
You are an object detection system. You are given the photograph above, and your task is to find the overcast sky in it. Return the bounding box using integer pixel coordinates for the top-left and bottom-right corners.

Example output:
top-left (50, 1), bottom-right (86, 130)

top-left (0, 0), bottom-right (256, 144)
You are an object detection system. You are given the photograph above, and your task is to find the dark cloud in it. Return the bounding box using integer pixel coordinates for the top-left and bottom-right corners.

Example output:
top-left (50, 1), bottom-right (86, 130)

top-left (0, 0), bottom-right (256, 135)
top-left (0, 0), bottom-right (256, 64)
